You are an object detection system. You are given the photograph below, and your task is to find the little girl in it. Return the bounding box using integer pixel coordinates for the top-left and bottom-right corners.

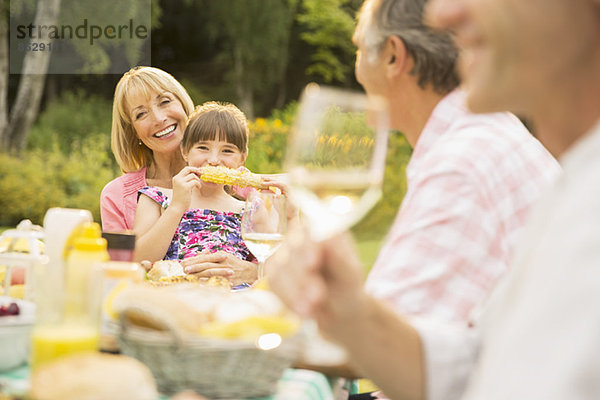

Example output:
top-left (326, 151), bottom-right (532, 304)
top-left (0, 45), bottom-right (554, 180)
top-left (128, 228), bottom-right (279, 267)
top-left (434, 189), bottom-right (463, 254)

top-left (133, 102), bottom-right (256, 266)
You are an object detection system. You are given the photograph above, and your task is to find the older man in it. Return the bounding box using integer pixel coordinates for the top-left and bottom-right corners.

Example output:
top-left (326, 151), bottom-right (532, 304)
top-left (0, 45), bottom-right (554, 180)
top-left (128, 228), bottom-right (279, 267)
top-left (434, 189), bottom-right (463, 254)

top-left (352, 0), bottom-right (558, 324)
top-left (268, 0), bottom-right (600, 399)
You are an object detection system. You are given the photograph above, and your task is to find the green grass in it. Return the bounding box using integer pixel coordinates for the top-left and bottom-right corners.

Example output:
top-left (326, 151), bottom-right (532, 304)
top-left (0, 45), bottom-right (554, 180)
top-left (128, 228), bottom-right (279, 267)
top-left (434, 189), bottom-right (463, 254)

top-left (355, 237), bottom-right (384, 274)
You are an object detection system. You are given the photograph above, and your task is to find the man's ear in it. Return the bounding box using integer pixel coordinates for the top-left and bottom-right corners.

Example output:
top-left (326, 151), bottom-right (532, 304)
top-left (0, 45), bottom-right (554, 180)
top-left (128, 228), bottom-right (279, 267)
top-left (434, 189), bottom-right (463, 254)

top-left (385, 35), bottom-right (410, 79)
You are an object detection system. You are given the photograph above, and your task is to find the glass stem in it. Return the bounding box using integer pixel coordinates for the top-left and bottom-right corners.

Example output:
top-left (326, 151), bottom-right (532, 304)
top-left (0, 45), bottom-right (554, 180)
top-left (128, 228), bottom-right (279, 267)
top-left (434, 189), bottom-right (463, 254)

top-left (257, 262), bottom-right (265, 280)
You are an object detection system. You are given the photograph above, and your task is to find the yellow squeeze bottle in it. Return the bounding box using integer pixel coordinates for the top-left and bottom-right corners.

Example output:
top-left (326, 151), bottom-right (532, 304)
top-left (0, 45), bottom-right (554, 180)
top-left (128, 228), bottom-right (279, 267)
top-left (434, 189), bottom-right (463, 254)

top-left (30, 222), bottom-right (109, 369)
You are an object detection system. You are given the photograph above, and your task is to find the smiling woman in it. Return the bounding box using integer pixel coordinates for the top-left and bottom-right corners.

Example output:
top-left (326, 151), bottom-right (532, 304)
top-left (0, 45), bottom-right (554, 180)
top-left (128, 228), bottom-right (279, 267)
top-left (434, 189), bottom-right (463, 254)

top-left (128, 90), bottom-right (188, 158)
top-left (100, 66), bottom-right (194, 232)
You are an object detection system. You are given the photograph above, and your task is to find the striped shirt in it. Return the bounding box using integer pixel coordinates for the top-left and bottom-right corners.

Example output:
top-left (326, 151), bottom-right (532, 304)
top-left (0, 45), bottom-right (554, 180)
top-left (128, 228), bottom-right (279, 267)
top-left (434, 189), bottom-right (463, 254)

top-left (365, 90), bottom-right (560, 322)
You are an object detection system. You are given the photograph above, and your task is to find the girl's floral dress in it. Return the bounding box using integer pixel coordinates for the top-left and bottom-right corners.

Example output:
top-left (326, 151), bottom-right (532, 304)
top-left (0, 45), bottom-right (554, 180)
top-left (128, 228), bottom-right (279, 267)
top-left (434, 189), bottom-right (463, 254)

top-left (138, 186), bottom-right (255, 262)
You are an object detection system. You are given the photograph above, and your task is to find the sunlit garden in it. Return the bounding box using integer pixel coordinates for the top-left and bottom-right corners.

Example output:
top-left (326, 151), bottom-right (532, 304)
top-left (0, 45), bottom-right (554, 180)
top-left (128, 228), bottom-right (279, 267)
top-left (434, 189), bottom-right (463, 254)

top-left (0, 0), bottom-right (413, 269)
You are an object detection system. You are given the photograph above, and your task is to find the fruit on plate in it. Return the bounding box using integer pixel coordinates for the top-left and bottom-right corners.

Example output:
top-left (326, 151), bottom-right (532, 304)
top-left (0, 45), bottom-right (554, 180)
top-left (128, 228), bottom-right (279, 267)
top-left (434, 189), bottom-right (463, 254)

top-left (0, 301), bottom-right (20, 316)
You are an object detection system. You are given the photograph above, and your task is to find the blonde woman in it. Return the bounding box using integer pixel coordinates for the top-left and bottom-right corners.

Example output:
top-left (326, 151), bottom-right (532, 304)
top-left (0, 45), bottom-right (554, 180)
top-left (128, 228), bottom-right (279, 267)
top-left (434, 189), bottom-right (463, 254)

top-left (101, 66), bottom-right (194, 232)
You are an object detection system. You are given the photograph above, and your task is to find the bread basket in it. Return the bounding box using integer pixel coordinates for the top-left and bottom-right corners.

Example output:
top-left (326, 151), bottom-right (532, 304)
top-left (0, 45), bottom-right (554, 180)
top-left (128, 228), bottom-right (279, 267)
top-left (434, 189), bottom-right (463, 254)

top-left (117, 309), bottom-right (301, 398)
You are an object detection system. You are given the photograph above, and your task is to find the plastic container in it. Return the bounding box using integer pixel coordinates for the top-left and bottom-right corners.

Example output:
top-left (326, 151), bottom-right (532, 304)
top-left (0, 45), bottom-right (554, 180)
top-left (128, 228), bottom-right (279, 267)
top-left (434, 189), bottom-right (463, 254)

top-left (102, 231), bottom-right (136, 262)
top-left (0, 219), bottom-right (45, 300)
top-left (30, 222), bottom-right (108, 370)
top-left (0, 296), bottom-right (36, 371)
top-left (99, 261), bottom-right (144, 352)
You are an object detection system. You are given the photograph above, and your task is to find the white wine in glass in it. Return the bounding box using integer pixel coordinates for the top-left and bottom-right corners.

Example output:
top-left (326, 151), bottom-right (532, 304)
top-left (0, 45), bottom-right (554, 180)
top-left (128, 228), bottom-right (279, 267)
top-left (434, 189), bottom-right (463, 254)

top-left (285, 84), bottom-right (389, 242)
top-left (242, 232), bottom-right (284, 263)
top-left (283, 84), bottom-right (390, 367)
top-left (241, 190), bottom-right (287, 278)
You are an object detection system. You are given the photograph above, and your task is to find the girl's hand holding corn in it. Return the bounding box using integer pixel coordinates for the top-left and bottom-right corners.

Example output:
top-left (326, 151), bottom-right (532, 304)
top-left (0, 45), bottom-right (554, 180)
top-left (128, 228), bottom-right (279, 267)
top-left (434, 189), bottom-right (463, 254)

top-left (170, 166), bottom-right (203, 214)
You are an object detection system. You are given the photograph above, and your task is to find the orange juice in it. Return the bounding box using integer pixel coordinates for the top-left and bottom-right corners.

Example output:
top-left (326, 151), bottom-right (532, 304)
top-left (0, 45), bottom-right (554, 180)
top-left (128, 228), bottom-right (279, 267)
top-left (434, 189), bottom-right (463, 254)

top-left (30, 324), bottom-right (99, 370)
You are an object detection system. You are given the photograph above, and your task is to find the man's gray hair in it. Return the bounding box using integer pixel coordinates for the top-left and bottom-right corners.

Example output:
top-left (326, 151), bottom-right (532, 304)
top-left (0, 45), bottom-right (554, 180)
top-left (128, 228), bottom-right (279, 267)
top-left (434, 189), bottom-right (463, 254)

top-left (356, 0), bottom-right (460, 94)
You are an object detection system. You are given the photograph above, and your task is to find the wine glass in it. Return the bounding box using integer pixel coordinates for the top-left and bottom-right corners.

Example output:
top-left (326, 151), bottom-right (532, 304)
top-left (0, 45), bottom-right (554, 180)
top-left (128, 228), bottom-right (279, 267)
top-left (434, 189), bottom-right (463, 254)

top-left (283, 83), bottom-right (390, 367)
top-left (284, 83), bottom-right (389, 242)
top-left (241, 190), bottom-right (287, 279)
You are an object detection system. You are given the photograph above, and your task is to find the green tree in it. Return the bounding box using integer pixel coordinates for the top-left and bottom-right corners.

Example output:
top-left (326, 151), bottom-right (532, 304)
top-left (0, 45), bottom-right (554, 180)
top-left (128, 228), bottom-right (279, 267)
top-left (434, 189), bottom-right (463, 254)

top-left (0, 0), bottom-right (60, 152)
top-left (296, 0), bottom-right (360, 83)
top-left (0, 0), bottom-right (159, 152)
top-left (203, 0), bottom-right (298, 119)
top-left (57, 0), bottom-right (159, 74)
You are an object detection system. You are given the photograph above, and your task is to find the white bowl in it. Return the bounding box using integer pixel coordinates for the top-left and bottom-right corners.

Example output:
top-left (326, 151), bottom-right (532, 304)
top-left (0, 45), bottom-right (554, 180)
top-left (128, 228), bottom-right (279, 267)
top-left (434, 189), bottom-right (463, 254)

top-left (0, 296), bottom-right (35, 371)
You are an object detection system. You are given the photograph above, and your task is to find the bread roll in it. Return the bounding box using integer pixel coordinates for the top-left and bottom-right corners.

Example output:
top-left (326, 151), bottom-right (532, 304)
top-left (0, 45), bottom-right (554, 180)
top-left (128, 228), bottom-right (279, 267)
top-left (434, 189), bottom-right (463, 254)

top-left (30, 353), bottom-right (158, 400)
top-left (111, 285), bottom-right (212, 334)
top-left (213, 289), bottom-right (284, 323)
top-left (146, 260), bottom-right (184, 281)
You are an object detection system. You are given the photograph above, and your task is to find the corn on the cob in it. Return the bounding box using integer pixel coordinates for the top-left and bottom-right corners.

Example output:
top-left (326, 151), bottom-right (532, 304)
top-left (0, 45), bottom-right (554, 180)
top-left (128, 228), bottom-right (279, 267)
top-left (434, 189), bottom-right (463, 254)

top-left (199, 166), bottom-right (264, 188)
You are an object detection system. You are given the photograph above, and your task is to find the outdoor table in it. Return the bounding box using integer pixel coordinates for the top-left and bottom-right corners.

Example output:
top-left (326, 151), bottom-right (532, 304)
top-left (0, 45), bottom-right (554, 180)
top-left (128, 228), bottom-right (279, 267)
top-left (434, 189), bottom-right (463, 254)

top-left (0, 364), bottom-right (339, 400)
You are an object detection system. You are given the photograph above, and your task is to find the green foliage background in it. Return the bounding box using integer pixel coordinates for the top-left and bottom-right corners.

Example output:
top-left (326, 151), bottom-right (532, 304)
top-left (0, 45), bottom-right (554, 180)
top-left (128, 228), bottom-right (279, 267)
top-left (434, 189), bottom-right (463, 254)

top-left (0, 0), bottom-right (414, 271)
top-left (0, 92), bottom-right (411, 245)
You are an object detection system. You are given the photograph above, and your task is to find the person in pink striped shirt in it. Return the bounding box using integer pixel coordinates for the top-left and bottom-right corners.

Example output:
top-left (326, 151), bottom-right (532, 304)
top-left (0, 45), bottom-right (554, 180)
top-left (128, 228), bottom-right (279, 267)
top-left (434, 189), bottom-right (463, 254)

top-left (268, 0), bottom-right (600, 398)
top-left (354, 0), bottom-right (559, 325)
top-left (276, 0), bottom-right (558, 396)
top-left (346, 0), bottom-right (557, 397)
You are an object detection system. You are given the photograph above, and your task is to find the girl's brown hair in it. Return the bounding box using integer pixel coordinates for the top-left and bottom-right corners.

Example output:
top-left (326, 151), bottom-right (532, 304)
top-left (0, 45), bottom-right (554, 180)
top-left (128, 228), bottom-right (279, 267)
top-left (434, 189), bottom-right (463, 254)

top-left (181, 101), bottom-right (249, 155)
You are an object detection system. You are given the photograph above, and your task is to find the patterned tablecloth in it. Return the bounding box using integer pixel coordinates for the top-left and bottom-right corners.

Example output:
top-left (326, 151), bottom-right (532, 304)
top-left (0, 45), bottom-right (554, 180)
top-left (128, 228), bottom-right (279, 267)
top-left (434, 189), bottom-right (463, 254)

top-left (0, 365), bottom-right (338, 400)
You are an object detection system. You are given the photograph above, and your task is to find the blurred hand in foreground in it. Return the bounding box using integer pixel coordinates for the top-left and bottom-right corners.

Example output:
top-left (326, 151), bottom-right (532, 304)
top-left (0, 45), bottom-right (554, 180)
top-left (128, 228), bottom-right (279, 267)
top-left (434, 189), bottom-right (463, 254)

top-left (266, 225), bottom-right (368, 340)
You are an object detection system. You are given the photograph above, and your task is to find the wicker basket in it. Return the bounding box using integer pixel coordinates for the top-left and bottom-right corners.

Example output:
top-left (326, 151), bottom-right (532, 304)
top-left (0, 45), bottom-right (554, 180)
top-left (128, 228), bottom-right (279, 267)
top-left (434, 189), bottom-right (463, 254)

top-left (118, 316), bottom-right (301, 398)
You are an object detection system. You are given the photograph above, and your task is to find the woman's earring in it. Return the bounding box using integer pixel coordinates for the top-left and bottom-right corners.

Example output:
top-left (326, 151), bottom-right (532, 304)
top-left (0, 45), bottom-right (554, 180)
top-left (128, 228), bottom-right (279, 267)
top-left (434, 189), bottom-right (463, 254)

top-left (138, 140), bottom-right (142, 146)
